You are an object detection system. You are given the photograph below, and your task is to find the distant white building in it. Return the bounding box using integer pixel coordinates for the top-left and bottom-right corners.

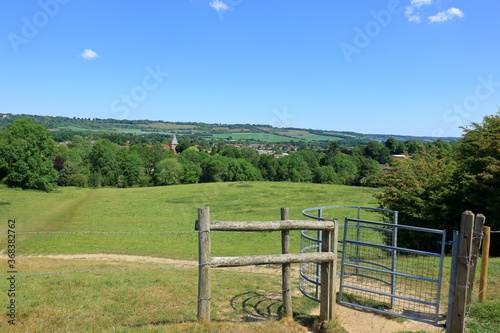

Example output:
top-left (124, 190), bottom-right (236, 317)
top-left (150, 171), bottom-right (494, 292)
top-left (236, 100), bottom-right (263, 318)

top-left (391, 154), bottom-right (408, 159)
top-left (257, 149), bottom-right (274, 155)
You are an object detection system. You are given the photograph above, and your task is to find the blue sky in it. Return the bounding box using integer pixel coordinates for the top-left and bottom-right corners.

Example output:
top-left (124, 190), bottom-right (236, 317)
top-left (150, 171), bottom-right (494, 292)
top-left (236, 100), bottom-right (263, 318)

top-left (1, 0), bottom-right (499, 137)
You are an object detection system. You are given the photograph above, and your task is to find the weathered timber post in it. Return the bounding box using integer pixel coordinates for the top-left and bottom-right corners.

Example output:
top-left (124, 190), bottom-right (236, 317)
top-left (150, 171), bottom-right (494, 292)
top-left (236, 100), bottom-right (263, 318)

top-left (198, 207), bottom-right (211, 322)
top-left (450, 211), bottom-right (474, 333)
top-left (320, 219), bottom-right (336, 322)
top-left (467, 214), bottom-right (486, 304)
top-left (479, 226), bottom-right (490, 302)
top-left (281, 207), bottom-right (292, 318)
top-left (197, 207), bottom-right (336, 323)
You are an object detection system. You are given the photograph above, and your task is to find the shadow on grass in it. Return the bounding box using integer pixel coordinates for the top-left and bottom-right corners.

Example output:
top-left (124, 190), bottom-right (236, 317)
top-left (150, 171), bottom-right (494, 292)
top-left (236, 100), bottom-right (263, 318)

top-left (123, 291), bottom-right (319, 330)
top-left (231, 291), bottom-right (318, 329)
top-left (230, 291), bottom-right (283, 321)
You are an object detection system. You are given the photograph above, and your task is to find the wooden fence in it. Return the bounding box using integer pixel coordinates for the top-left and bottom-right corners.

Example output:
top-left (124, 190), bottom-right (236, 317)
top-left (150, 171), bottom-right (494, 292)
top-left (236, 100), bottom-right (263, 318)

top-left (196, 206), bottom-right (339, 323)
top-left (447, 211), bottom-right (486, 333)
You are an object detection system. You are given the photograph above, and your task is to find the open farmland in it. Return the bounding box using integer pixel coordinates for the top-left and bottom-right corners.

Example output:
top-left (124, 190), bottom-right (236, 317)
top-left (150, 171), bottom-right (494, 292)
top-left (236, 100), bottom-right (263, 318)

top-left (0, 182), bottom-right (497, 332)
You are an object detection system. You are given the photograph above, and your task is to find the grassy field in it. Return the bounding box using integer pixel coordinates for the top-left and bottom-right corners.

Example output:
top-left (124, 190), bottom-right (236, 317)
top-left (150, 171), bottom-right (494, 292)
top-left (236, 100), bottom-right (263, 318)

top-left (0, 182), bottom-right (378, 331)
top-left (294, 135), bottom-right (344, 141)
top-left (212, 133), bottom-right (345, 142)
top-left (212, 133), bottom-right (293, 142)
top-left (465, 256), bottom-right (500, 332)
top-left (0, 182), bottom-right (498, 332)
top-left (0, 182), bottom-right (380, 259)
top-left (138, 123), bottom-right (198, 130)
top-left (59, 126), bottom-right (162, 135)
top-left (59, 126), bottom-right (104, 132)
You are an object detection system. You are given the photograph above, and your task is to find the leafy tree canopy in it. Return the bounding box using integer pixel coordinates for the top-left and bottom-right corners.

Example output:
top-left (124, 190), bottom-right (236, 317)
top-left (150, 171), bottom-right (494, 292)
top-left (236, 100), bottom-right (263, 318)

top-left (0, 119), bottom-right (57, 191)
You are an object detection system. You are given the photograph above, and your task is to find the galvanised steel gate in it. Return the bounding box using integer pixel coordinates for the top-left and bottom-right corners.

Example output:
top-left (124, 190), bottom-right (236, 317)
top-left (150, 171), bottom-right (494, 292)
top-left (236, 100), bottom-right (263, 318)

top-left (300, 206), bottom-right (398, 303)
top-left (339, 218), bottom-right (446, 326)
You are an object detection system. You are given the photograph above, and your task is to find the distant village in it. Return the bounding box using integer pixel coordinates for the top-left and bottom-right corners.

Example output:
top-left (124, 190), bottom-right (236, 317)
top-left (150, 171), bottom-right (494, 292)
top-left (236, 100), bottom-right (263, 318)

top-left (56, 133), bottom-right (307, 158)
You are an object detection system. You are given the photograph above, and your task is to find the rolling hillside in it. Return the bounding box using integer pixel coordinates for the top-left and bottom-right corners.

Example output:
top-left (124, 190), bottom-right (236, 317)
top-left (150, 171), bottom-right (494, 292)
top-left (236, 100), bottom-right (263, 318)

top-left (0, 113), bottom-right (459, 144)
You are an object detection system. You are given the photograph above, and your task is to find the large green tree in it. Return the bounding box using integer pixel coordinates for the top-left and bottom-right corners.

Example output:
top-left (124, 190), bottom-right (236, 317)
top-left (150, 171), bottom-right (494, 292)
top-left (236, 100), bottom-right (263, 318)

top-left (375, 149), bottom-right (459, 251)
top-left (89, 139), bottom-right (119, 186)
top-left (457, 112), bottom-right (500, 253)
top-left (117, 149), bottom-right (144, 187)
top-left (0, 119), bottom-right (57, 191)
top-left (154, 157), bottom-right (183, 185)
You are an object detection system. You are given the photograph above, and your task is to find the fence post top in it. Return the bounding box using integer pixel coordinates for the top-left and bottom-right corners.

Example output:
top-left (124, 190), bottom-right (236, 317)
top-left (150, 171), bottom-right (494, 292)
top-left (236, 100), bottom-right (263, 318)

top-left (462, 210), bottom-right (474, 216)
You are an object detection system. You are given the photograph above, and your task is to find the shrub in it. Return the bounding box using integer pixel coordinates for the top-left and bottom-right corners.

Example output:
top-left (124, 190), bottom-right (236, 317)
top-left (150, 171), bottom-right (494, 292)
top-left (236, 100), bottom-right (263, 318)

top-left (68, 174), bottom-right (88, 188)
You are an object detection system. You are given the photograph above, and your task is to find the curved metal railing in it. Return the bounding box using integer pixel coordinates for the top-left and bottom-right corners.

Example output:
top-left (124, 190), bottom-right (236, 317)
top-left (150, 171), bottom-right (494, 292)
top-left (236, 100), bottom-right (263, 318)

top-left (299, 205), bottom-right (398, 302)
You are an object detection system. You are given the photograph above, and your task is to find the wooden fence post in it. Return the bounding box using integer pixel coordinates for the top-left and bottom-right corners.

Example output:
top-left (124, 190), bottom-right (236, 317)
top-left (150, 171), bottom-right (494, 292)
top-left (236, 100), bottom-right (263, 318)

top-left (467, 214), bottom-right (485, 304)
top-left (450, 211), bottom-right (474, 333)
top-left (479, 226), bottom-right (490, 302)
top-left (320, 222), bottom-right (335, 322)
top-left (281, 207), bottom-right (292, 318)
top-left (197, 207), bottom-right (211, 322)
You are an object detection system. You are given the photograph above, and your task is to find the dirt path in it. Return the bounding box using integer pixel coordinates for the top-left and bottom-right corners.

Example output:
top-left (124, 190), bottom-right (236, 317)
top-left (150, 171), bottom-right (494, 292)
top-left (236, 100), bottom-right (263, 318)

top-left (311, 305), bottom-right (444, 333)
top-left (18, 253), bottom-right (445, 332)
top-left (20, 253), bottom-right (288, 275)
top-left (25, 253), bottom-right (196, 265)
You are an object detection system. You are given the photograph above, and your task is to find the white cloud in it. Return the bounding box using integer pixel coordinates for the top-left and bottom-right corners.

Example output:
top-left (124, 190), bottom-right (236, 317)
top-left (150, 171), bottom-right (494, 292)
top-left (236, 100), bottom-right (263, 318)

top-left (80, 49), bottom-right (99, 60)
top-left (411, 0), bottom-right (432, 7)
top-left (405, 0), bottom-right (433, 22)
top-left (209, 0), bottom-right (228, 11)
top-left (408, 14), bottom-right (421, 23)
top-left (428, 7), bottom-right (464, 22)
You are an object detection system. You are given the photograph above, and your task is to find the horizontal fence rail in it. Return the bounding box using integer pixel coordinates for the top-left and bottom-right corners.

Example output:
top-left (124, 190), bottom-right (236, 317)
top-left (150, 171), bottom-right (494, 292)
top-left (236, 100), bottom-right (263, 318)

top-left (211, 253), bottom-right (335, 267)
top-left (210, 220), bottom-right (335, 231)
top-left (197, 206), bottom-right (338, 323)
top-left (1, 227), bottom-right (300, 328)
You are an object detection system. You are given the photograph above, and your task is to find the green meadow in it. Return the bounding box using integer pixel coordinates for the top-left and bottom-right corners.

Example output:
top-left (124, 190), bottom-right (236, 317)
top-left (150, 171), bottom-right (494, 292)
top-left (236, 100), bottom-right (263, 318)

top-left (59, 126), bottom-right (161, 135)
top-left (212, 133), bottom-right (293, 142)
top-left (0, 182), bottom-right (381, 259)
top-left (293, 134), bottom-right (344, 141)
top-left (0, 182), bottom-right (498, 332)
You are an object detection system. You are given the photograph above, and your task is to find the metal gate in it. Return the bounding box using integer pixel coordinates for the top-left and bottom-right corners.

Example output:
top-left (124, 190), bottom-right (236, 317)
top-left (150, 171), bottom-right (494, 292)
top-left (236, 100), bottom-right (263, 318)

top-left (339, 217), bottom-right (446, 326)
top-left (300, 206), bottom-right (398, 303)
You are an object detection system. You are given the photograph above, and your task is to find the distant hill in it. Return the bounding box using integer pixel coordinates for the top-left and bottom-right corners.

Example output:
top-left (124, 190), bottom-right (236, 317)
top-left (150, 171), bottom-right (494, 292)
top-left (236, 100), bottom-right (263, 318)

top-left (0, 113), bottom-right (459, 144)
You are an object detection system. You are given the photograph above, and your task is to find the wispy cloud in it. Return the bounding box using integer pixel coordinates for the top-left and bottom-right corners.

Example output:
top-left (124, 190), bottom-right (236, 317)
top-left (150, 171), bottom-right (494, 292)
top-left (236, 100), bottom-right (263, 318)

top-left (412, 0), bottom-right (433, 6)
top-left (405, 0), bottom-right (433, 22)
top-left (209, 0), bottom-right (229, 12)
top-left (428, 8), bottom-right (464, 22)
top-left (80, 49), bottom-right (99, 60)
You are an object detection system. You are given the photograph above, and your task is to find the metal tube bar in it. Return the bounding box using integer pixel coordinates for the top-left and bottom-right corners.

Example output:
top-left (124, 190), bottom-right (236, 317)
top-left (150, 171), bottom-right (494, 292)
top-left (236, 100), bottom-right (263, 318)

top-left (342, 284), bottom-right (438, 307)
top-left (346, 218), bottom-right (445, 234)
top-left (343, 262), bottom-right (440, 283)
top-left (316, 208), bottom-right (322, 300)
top-left (391, 210), bottom-right (398, 310)
top-left (445, 230), bottom-right (460, 333)
top-left (435, 230), bottom-right (446, 324)
top-left (338, 217), bottom-right (349, 303)
top-left (345, 240), bottom-right (442, 257)
top-left (339, 301), bottom-right (443, 327)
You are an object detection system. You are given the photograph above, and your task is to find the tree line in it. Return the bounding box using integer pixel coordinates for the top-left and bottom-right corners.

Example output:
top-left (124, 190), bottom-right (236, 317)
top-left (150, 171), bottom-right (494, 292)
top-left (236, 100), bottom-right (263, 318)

top-left (3, 115), bottom-right (496, 254)
top-left (375, 110), bottom-right (500, 254)
top-left (0, 118), bottom-right (455, 193)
